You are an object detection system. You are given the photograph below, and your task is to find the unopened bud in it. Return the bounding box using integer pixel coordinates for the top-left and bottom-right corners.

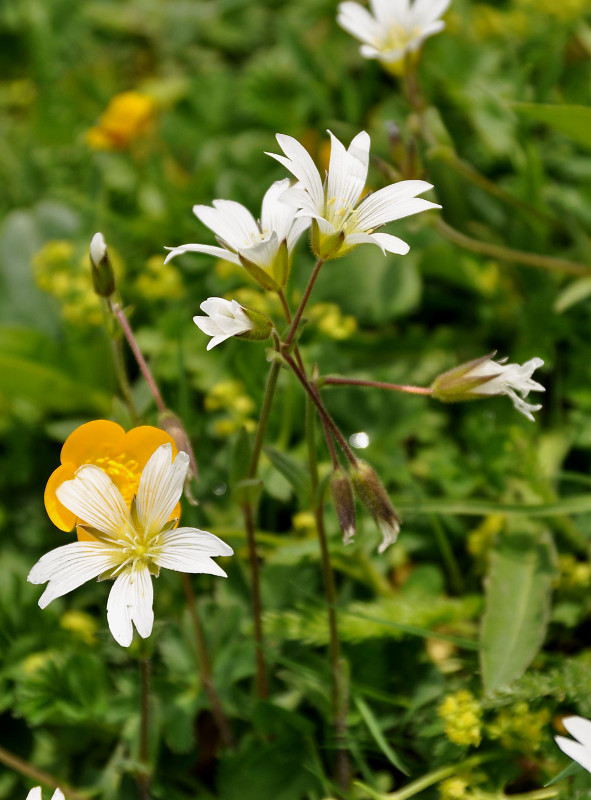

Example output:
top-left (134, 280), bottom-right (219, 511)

top-left (89, 231), bottom-right (115, 297)
top-left (158, 410), bottom-right (199, 501)
top-left (350, 460), bottom-right (401, 553)
top-left (330, 469), bottom-right (356, 545)
top-left (240, 306), bottom-right (273, 342)
top-left (431, 352), bottom-right (498, 403)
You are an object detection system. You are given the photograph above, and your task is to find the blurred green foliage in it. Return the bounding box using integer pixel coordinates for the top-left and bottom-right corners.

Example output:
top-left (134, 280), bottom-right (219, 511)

top-left (1, 0), bottom-right (591, 797)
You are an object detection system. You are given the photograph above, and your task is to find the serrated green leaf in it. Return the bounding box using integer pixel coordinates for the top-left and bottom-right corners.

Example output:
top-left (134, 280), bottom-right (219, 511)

top-left (264, 446), bottom-right (310, 506)
top-left (481, 532), bottom-right (555, 695)
top-left (514, 103), bottom-right (591, 149)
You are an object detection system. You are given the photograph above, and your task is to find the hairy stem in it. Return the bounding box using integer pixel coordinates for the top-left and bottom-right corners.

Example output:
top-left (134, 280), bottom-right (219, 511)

top-left (436, 218), bottom-right (591, 277)
top-left (111, 301), bottom-right (168, 413)
top-left (284, 258), bottom-right (324, 346)
top-left (0, 746), bottom-right (87, 800)
top-left (324, 376), bottom-right (432, 395)
top-left (306, 397), bottom-right (350, 793)
top-left (181, 574), bottom-right (234, 748)
top-left (242, 356), bottom-right (282, 699)
top-left (283, 354), bottom-right (358, 467)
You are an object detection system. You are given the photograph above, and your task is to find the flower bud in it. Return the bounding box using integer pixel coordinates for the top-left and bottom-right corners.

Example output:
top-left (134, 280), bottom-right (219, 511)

top-left (350, 460), bottom-right (401, 553)
top-left (431, 351), bottom-right (499, 402)
top-left (89, 231), bottom-right (115, 298)
top-left (330, 469), bottom-right (356, 545)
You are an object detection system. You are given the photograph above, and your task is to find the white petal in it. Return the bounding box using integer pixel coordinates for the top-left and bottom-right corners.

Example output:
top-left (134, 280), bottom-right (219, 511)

top-left (355, 181), bottom-right (439, 230)
top-left (56, 465), bottom-right (133, 539)
top-left (107, 566), bottom-right (154, 647)
top-left (286, 216), bottom-right (311, 253)
top-left (136, 444), bottom-right (190, 537)
top-left (193, 316), bottom-right (226, 337)
top-left (194, 200), bottom-right (259, 251)
top-left (206, 332), bottom-right (237, 350)
top-left (28, 542), bottom-right (120, 608)
top-left (164, 243), bottom-right (241, 265)
top-left (268, 134), bottom-right (324, 210)
top-left (52, 791), bottom-right (66, 800)
top-left (326, 130), bottom-right (370, 214)
top-left (564, 717), bottom-right (591, 749)
top-left (26, 789), bottom-right (42, 800)
top-left (153, 527), bottom-right (233, 576)
top-left (279, 184), bottom-right (323, 220)
top-left (343, 231), bottom-right (410, 255)
top-left (377, 519), bottom-right (401, 554)
top-left (371, 0), bottom-right (409, 25)
top-left (90, 232), bottom-right (107, 266)
top-left (555, 734), bottom-right (591, 774)
top-left (260, 178), bottom-right (299, 243)
top-left (337, 2), bottom-right (382, 45)
top-left (240, 233), bottom-right (280, 270)
top-left (359, 43), bottom-right (384, 60)
top-left (200, 297), bottom-right (235, 318)
top-left (411, 0), bottom-right (450, 25)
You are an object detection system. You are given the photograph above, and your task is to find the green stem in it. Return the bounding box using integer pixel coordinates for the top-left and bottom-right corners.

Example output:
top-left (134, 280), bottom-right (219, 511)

top-left (138, 658), bottom-right (150, 800)
top-left (284, 258), bottom-right (324, 346)
top-left (0, 746), bottom-right (87, 800)
top-left (306, 397), bottom-right (350, 794)
top-left (181, 574), bottom-right (234, 748)
top-left (242, 354), bottom-right (282, 699)
top-left (373, 754), bottom-right (493, 800)
top-left (436, 218), bottom-right (591, 277)
top-left (324, 377), bottom-right (432, 395)
top-left (429, 514), bottom-right (464, 595)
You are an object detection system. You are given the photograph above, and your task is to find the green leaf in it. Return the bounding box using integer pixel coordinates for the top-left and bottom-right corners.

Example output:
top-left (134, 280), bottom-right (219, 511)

top-left (545, 761), bottom-right (581, 786)
top-left (232, 478), bottom-right (263, 506)
top-left (264, 446), bottom-right (310, 506)
top-left (554, 277), bottom-right (591, 313)
top-left (480, 531), bottom-right (556, 695)
top-left (513, 103), bottom-right (591, 149)
top-left (354, 696), bottom-right (409, 775)
top-left (395, 495), bottom-right (591, 517)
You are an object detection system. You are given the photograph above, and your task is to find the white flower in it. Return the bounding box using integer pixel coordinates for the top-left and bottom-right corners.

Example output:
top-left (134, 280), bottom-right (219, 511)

top-left (28, 444), bottom-right (233, 647)
top-left (26, 789), bottom-right (65, 800)
top-left (337, 0), bottom-right (451, 73)
top-left (432, 353), bottom-right (545, 421)
top-left (555, 716), bottom-right (591, 773)
top-left (464, 356), bottom-right (545, 421)
top-left (89, 231), bottom-right (107, 267)
top-left (164, 179), bottom-right (310, 289)
top-left (268, 130), bottom-right (440, 260)
top-left (194, 298), bottom-right (255, 350)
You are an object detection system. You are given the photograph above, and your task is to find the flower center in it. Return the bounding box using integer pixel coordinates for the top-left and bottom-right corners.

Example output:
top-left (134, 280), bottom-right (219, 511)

top-left (90, 453), bottom-right (140, 506)
top-left (380, 24), bottom-right (417, 53)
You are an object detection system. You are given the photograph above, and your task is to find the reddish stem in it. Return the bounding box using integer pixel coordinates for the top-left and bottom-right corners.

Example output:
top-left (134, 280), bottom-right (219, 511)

top-left (324, 376), bottom-right (433, 395)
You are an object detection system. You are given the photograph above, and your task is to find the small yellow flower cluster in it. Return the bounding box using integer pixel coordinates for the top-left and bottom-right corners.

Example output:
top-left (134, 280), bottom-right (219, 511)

top-left (467, 514), bottom-right (505, 564)
top-left (309, 302), bottom-right (357, 340)
top-left (471, 6), bottom-right (529, 40)
top-left (488, 702), bottom-right (550, 752)
top-left (204, 380), bottom-right (255, 437)
top-left (438, 690), bottom-right (483, 747)
top-left (86, 91), bottom-right (156, 151)
top-left (556, 554), bottom-right (591, 591)
top-left (60, 610), bottom-right (97, 645)
top-left (135, 255), bottom-right (184, 301)
top-left (439, 777), bottom-right (471, 800)
top-left (292, 511), bottom-right (316, 534)
top-left (33, 240), bottom-right (122, 327)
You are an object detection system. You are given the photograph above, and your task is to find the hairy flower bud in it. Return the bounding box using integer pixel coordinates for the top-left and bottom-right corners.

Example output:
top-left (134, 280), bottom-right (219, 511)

top-left (330, 468), bottom-right (356, 545)
top-left (350, 460), bottom-right (401, 553)
top-left (89, 231), bottom-right (115, 298)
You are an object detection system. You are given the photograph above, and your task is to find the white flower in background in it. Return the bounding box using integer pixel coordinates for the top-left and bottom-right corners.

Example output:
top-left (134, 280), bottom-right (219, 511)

top-left (337, 0), bottom-right (451, 74)
top-left (555, 716), bottom-right (591, 773)
top-left (26, 789), bottom-right (65, 800)
top-left (432, 353), bottom-right (545, 421)
top-left (165, 178), bottom-right (310, 290)
top-left (268, 130), bottom-right (440, 260)
top-left (194, 297), bottom-right (254, 350)
top-left (29, 444), bottom-right (233, 647)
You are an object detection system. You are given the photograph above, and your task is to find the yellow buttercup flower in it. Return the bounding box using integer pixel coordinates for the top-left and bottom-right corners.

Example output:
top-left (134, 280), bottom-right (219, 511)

top-left (86, 91), bottom-right (156, 151)
top-left (44, 420), bottom-right (178, 536)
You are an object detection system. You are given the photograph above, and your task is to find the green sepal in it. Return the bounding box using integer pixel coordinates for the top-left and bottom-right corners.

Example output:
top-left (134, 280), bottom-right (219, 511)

top-left (311, 220), bottom-right (345, 260)
top-left (240, 306), bottom-right (273, 342)
top-left (271, 239), bottom-right (289, 286)
top-left (239, 253), bottom-right (280, 291)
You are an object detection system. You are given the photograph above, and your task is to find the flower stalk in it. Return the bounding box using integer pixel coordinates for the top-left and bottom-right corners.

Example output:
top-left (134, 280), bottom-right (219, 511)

top-left (323, 376), bottom-right (433, 395)
top-left (0, 746), bottom-right (84, 800)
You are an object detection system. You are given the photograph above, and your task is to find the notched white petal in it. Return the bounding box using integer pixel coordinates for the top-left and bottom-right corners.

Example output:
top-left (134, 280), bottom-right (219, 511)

top-left (136, 444), bottom-right (190, 536)
top-left (56, 464), bottom-right (133, 538)
top-left (107, 566), bottom-right (154, 647)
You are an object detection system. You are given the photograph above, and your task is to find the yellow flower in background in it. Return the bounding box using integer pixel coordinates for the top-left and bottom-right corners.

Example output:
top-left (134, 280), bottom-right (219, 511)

top-left (85, 91), bottom-right (156, 151)
top-left (60, 609), bottom-right (98, 644)
top-left (488, 702), bottom-right (550, 751)
top-left (309, 302), bottom-right (358, 340)
top-left (205, 380), bottom-right (256, 437)
top-left (33, 239), bottom-right (123, 327)
top-left (135, 255), bottom-right (184, 301)
top-left (438, 689), bottom-right (482, 747)
top-left (44, 420), bottom-right (178, 535)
